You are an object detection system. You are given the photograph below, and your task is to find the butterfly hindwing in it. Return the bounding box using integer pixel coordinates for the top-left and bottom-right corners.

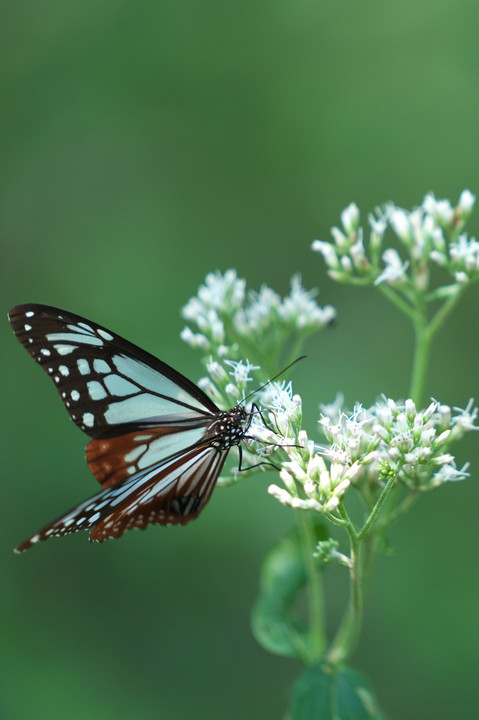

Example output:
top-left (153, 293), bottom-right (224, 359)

top-left (8, 304), bottom-right (218, 438)
top-left (89, 444), bottom-right (228, 542)
top-left (85, 425), bottom-right (209, 488)
top-left (15, 444), bottom-right (228, 553)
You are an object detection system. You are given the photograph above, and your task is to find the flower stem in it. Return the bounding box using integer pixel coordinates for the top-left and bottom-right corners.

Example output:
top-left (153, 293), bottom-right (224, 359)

top-left (325, 532), bottom-right (363, 666)
top-left (409, 308), bottom-right (430, 407)
top-left (378, 284), bottom-right (416, 319)
top-left (409, 287), bottom-right (464, 406)
top-left (428, 286), bottom-right (465, 340)
top-left (357, 473), bottom-right (397, 540)
top-left (296, 510), bottom-right (325, 661)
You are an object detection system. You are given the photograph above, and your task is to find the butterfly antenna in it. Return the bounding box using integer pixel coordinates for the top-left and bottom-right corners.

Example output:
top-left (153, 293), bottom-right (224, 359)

top-left (241, 355), bottom-right (307, 404)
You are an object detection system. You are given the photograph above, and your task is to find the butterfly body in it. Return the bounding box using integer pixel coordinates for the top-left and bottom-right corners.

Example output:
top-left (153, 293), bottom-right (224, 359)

top-left (8, 304), bottom-right (252, 553)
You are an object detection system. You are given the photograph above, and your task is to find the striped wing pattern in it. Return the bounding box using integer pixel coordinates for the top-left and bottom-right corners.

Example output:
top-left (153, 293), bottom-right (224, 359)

top-left (9, 304), bottom-right (248, 553)
top-left (15, 444), bottom-right (229, 553)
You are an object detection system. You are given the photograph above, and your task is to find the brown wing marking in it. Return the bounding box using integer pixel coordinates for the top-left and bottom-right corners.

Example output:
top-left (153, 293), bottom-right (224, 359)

top-left (86, 426), bottom-right (205, 489)
top-left (89, 445), bottom-right (227, 543)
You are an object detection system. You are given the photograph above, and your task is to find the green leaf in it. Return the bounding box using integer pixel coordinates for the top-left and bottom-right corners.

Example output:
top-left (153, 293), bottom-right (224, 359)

top-left (251, 522), bottom-right (327, 663)
top-left (290, 662), bottom-right (388, 720)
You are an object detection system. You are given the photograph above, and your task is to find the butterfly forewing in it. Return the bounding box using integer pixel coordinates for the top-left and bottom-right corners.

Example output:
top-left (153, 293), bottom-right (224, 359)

top-left (8, 304), bottom-right (217, 437)
top-left (9, 304), bottom-right (251, 552)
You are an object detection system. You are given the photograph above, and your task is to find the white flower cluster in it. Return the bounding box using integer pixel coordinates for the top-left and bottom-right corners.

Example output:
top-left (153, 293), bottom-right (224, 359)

top-left (268, 436), bottom-right (362, 513)
top-left (263, 388), bottom-right (477, 516)
top-left (369, 397), bottom-right (474, 488)
top-left (197, 358), bottom-right (260, 411)
top-left (181, 270), bottom-right (245, 353)
top-left (312, 190), bottom-right (478, 289)
top-left (253, 383), bottom-right (366, 514)
top-left (181, 270), bottom-right (336, 360)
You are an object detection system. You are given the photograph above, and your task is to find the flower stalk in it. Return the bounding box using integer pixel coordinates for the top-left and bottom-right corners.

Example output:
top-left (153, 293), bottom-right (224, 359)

top-left (296, 509), bottom-right (325, 662)
top-left (326, 531), bottom-right (363, 666)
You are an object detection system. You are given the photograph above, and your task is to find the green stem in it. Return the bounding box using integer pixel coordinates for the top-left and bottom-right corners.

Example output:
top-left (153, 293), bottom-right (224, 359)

top-left (409, 308), bottom-right (430, 407)
top-left (324, 511), bottom-right (347, 528)
top-left (409, 287), bottom-right (464, 406)
top-left (296, 510), bottom-right (325, 660)
top-left (357, 473), bottom-right (398, 540)
top-left (325, 532), bottom-right (363, 666)
top-left (325, 477), bottom-right (398, 666)
top-left (428, 286), bottom-right (465, 340)
top-left (378, 284), bottom-right (416, 320)
top-left (361, 534), bottom-right (380, 597)
top-left (338, 503), bottom-right (358, 537)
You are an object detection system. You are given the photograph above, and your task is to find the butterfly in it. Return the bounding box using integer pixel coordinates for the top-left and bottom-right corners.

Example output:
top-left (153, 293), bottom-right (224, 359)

top-left (8, 303), bottom-right (260, 553)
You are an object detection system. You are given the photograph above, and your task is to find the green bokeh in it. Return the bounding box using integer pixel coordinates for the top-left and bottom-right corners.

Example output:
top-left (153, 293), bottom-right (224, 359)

top-left (2, 2), bottom-right (479, 719)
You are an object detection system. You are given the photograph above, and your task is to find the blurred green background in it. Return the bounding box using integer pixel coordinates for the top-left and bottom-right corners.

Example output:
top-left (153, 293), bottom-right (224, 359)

top-left (2, 1), bottom-right (479, 718)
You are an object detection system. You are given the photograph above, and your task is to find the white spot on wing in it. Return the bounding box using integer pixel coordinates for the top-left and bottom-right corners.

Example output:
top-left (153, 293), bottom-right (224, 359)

top-left (98, 329), bottom-right (113, 341)
top-left (41, 349), bottom-right (51, 356)
top-left (55, 344), bottom-right (77, 355)
top-left (25, 311), bottom-right (34, 318)
top-left (83, 412), bottom-right (95, 427)
top-left (24, 324), bottom-right (32, 331)
top-left (87, 380), bottom-right (107, 400)
top-left (71, 390), bottom-right (80, 401)
top-left (59, 365), bottom-right (69, 376)
top-left (77, 358), bottom-right (90, 375)
top-left (93, 358), bottom-right (110, 374)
